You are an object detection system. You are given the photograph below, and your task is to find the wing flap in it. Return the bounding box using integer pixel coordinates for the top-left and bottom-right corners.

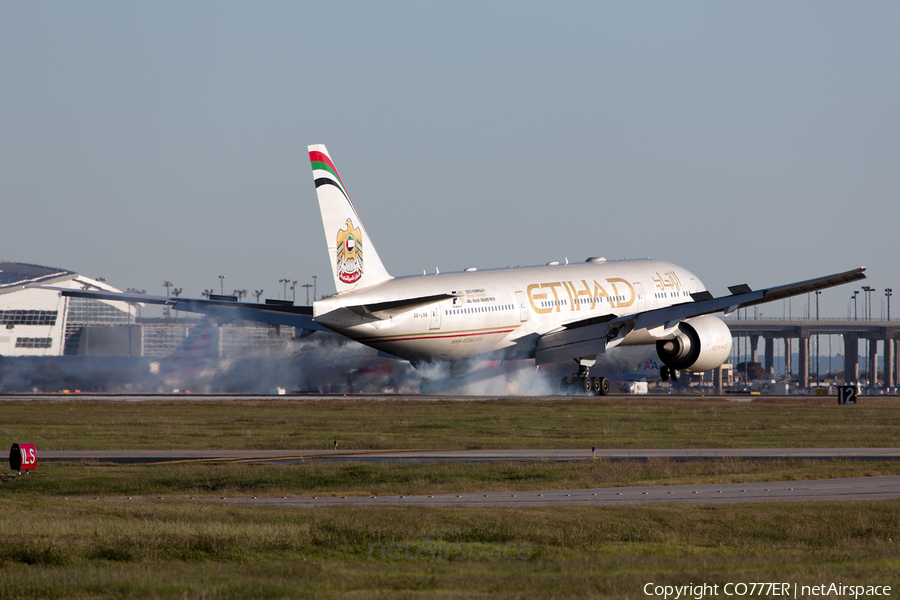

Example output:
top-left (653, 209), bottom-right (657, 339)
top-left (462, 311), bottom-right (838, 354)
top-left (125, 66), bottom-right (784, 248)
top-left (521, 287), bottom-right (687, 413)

top-left (535, 321), bottom-right (611, 365)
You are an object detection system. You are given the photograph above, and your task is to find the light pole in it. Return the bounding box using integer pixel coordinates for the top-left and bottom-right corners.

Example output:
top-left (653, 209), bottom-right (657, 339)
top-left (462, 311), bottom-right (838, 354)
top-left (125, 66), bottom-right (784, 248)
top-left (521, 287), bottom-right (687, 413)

top-left (862, 285), bottom-right (869, 321)
top-left (218, 275), bottom-right (226, 296)
top-left (233, 289), bottom-right (247, 301)
top-left (254, 289), bottom-right (264, 303)
top-left (163, 281), bottom-right (173, 317)
top-left (862, 285), bottom-right (875, 321)
top-left (302, 283), bottom-right (313, 305)
top-left (312, 275), bottom-right (318, 302)
top-left (815, 290), bottom-right (821, 384)
top-left (203, 289), bottom-right (213, 299)
top-left (852, 291), bottom-right (858, 321)
top-left (279, 279), bottom-right (289, 300)
top-left (886, 288), bottom-right (892, 321)
top-left (171, 288), bottom-right (182, 320)
top-left (861, 286), bottom-right (874, 387)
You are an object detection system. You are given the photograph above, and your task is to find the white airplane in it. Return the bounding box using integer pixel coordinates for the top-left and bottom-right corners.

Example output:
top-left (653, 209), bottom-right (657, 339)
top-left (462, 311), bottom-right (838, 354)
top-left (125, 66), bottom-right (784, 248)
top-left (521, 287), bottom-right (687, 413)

top-left (54, 145), bottom-right (867, 395)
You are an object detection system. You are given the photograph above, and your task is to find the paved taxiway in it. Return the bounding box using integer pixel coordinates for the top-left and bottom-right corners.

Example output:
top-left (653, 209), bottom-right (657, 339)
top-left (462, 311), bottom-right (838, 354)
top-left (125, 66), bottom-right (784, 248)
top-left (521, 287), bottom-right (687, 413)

top-left (46, 448), bottom-right (900, 506)
top-left (40, 448), bottom-right (900, 464)
top-left (199, 475), bottom-right (900, 507)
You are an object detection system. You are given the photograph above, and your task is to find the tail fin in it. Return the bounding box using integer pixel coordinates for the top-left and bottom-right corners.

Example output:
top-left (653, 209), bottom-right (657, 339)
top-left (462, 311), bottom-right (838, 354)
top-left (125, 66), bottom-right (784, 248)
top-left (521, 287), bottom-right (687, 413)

top-left (170, 315), bottom-right (221, 359)
top-left (308, 144), bottom-right (392, 294)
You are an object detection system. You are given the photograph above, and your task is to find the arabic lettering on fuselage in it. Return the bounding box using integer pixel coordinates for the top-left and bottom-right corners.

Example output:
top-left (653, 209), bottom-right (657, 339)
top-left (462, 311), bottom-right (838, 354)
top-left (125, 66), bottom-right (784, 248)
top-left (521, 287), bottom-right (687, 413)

top-left (650, 270), bottom-right (681, 292)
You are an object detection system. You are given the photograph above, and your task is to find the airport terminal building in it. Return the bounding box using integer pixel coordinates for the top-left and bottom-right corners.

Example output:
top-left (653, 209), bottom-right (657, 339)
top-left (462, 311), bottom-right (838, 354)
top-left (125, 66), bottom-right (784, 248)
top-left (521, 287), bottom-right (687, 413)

top-left (0, 262), bottom-right (138, 357)
top-left (0, 261), bottom-right (293, 359)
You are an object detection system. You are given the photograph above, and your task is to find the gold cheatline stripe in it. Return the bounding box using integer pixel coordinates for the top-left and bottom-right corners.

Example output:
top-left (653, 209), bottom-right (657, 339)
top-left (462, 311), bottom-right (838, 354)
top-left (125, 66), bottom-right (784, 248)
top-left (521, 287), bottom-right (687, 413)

top-left (358, 323), bottom-right (521, 343)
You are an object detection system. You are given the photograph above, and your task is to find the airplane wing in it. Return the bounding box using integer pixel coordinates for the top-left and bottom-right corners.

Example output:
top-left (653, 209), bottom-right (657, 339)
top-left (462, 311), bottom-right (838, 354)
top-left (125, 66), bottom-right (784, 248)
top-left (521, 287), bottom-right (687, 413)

top-left (44, 287), bottom-right (329, 331)
top-left (535, 266), bottom-right (866, 364)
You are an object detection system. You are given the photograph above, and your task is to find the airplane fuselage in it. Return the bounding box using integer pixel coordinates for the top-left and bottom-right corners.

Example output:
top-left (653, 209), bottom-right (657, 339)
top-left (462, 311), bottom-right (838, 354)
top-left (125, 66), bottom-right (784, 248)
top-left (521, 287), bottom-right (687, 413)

top-left (314, 258), bottom-right (704, 364)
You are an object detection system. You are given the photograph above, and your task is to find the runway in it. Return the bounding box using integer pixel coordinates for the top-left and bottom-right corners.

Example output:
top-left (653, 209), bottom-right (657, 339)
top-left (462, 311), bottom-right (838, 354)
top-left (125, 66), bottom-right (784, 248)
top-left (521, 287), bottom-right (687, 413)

top-left (39, 447), bottom-right (900, 464)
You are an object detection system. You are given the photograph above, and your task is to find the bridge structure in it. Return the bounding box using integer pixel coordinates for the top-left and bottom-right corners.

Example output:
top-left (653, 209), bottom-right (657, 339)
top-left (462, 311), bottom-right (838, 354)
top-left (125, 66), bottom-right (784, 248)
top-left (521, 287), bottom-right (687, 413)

top-left (724, 319), bottom-right (899, 389)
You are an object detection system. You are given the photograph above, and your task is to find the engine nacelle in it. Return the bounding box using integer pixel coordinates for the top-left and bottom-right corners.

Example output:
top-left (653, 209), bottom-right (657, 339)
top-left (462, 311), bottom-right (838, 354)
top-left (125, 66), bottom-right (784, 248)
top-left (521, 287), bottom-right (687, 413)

top-left (655, 315), bottom-right (732, 373)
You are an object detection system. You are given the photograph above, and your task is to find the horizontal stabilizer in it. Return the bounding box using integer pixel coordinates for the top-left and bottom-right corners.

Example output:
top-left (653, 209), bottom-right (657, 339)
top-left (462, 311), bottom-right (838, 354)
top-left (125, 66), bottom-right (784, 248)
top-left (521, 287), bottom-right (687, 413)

top-left (45, 287), bottom-right (327, 331)
top-left (345, 292), bottom-right (464, 316)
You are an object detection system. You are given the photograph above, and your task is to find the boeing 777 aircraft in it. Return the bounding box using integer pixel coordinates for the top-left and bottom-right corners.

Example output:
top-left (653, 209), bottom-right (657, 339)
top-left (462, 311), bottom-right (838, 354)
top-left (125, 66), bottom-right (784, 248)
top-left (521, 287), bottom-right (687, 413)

top-left (54, 145), bottom-right (866, 394)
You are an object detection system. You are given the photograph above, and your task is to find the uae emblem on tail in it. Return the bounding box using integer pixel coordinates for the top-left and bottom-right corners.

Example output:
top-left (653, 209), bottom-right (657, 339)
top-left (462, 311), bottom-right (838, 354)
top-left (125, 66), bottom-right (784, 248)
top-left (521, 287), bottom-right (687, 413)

top-left (336, 218), bottom-right (363, 283)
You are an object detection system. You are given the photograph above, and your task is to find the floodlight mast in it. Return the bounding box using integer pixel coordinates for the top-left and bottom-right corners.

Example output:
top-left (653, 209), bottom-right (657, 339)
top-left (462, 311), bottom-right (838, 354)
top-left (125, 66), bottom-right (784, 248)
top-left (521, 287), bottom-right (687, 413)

top-left (885, 288), bottom-right (892, 321)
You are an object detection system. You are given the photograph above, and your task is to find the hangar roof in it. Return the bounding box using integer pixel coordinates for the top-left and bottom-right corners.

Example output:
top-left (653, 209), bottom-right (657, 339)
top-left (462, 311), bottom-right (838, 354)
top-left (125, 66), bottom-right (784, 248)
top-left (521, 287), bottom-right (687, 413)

top-left (0, 261), bottom-right (77, 290)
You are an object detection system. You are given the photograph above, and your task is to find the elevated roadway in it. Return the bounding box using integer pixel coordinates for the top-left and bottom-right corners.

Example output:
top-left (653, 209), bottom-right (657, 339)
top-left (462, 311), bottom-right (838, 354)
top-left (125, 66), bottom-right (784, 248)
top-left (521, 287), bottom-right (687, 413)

top-left (724, 318), bottom-right (899, 388)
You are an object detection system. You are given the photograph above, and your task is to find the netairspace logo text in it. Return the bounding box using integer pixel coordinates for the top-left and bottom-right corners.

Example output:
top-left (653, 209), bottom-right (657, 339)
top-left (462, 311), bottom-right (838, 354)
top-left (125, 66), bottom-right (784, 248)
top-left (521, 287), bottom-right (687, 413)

top-left (643, 582), bottom-right (892, 599)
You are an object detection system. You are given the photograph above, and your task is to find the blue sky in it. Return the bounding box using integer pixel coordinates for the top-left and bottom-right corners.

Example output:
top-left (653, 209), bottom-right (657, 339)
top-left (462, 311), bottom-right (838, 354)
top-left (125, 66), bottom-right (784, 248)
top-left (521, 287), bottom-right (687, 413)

top-left (2, 2), bottom-right (898, 317)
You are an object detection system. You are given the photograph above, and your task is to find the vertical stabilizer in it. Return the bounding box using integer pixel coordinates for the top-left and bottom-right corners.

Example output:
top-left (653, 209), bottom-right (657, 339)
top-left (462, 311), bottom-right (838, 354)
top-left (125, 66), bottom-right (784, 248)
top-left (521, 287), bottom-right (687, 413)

top-left (308, 144), bottom-right (392, 294)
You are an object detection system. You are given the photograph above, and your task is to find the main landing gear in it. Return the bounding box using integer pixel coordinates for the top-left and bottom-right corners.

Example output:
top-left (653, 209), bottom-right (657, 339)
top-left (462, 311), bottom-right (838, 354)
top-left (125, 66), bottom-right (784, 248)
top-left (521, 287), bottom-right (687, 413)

top-left (659, 366), bottom-right (680, 382)
top-left (560, 364), bottom-right (610, 396)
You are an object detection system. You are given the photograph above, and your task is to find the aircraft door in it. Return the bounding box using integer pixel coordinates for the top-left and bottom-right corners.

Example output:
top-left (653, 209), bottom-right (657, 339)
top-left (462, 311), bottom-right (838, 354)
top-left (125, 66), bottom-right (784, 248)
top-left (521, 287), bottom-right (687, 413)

top-left (632, 282), bottom-right (646, 313)
top-left (430, 303), bottom-right (442, 330)
top-left (515, 291), bottom-right (529, 322)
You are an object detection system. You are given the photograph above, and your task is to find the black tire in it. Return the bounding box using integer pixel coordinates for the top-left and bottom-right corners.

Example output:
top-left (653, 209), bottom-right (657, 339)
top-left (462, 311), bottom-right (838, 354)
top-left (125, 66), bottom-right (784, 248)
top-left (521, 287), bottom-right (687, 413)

top-left (560, 377), bottom-right (573, 393)
top-left (592, 377), bottom-right (602, 394)
top-left (670, 369), bottom-right (680, 382)
top-left (598, 377), bottom-right (610, 396)
top-left (660, 366), bottom-right (670, 381)
top-left (582, 377), bottom-right (593, 394)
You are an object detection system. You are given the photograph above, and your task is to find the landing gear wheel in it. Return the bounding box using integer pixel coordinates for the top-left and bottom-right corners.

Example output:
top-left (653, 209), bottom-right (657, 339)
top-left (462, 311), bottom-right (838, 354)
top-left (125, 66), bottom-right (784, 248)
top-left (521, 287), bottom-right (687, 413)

top-left (670, 369), bottom-right (680, 382)
top-left (660, 366), bottom-right (670, 382)
top-left (582, 377), bottom-right (593, 394)
top-left (596, 377), bottom-right (610, 396)
top-left (560, 377), bottom-right (573, 393)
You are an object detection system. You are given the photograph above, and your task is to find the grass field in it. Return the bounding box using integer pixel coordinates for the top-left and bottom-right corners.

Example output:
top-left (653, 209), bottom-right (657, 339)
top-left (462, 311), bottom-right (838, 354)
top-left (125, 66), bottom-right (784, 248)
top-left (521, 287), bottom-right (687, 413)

top-left (1, 396), bottom-right (899, 598)
top-left (6, 458), bottom-right (900, 498)
top-left (2, 395), bottom-right (899, 450)
top-left (0, 498), bottom-right (897, 599)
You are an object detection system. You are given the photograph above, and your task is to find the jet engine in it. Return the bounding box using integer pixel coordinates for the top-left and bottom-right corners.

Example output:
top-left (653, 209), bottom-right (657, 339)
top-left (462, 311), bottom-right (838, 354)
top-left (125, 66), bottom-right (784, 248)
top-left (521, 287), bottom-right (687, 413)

top-left (655, 315), bottom-right (732, 373)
